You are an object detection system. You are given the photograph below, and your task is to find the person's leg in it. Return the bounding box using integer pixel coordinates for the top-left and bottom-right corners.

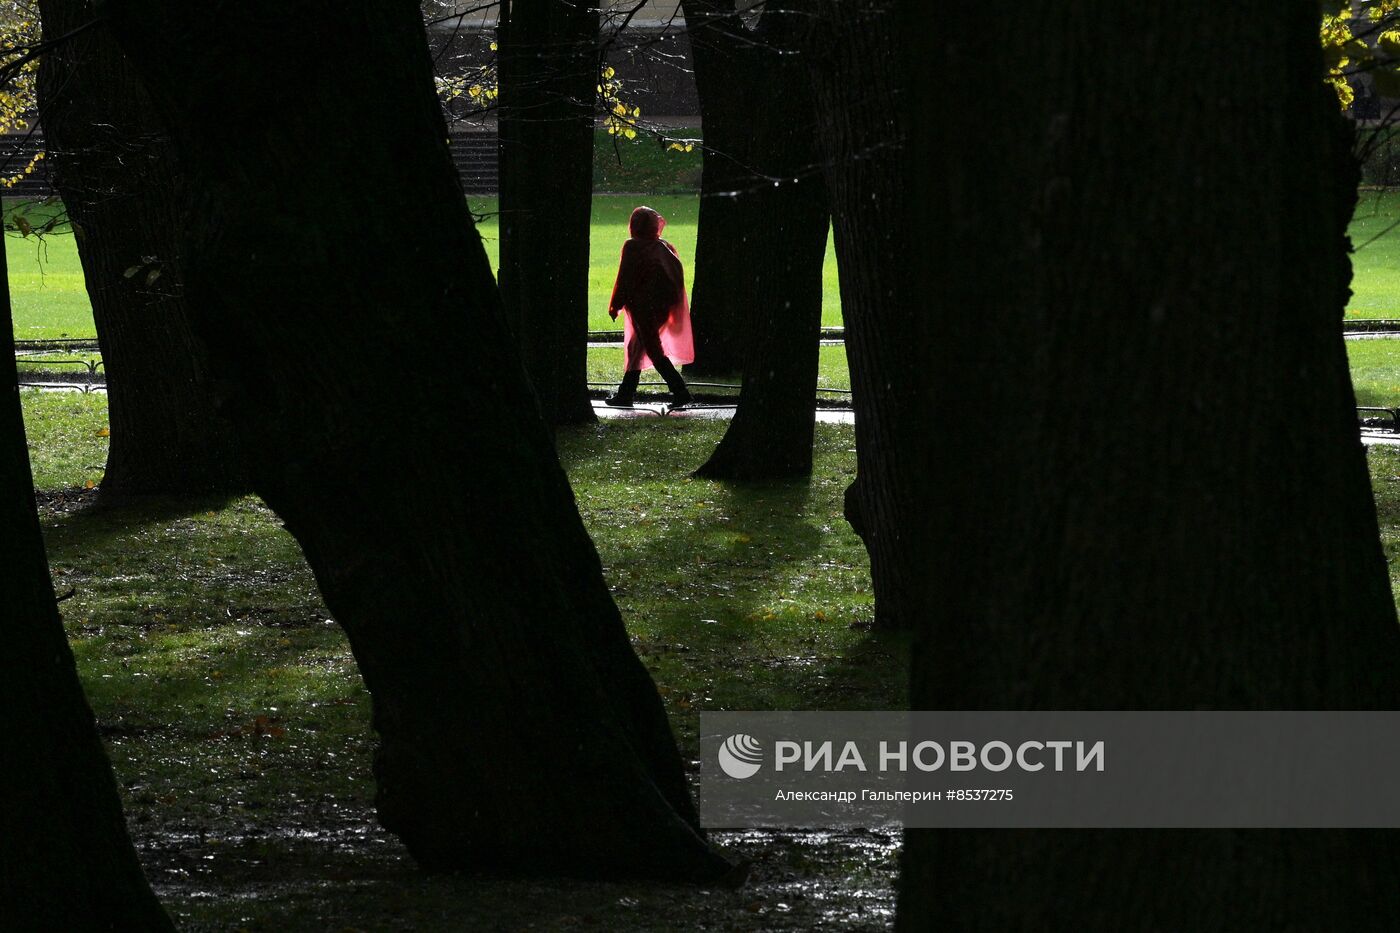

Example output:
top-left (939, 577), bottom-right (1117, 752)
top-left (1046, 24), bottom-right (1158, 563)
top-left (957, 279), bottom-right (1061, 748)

top-left (640, 323), bottom-right (693, 405)
top-left (606, 369), bottom-right (640, 407)
top-left (651, 355), bottom-right (693, 405)
top-left (608, 327), bottom-right (648, 407)
top-left (624, 325), bottom-right (648, 373)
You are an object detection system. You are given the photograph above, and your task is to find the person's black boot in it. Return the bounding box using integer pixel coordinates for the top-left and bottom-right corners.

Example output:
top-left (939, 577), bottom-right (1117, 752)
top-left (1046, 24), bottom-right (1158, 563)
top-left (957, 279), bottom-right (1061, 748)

top-left (653, 356), bottom-right (693, 406)
top-left (606, 370), bottom-right (641, 407)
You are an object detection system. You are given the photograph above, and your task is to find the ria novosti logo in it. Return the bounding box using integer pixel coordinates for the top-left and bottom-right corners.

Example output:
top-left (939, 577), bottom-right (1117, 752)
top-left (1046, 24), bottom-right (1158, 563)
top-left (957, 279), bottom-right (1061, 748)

top-left (718, 734), bottom-right (764, 779)
top-left (716, 733), bottom-right (1106, 780)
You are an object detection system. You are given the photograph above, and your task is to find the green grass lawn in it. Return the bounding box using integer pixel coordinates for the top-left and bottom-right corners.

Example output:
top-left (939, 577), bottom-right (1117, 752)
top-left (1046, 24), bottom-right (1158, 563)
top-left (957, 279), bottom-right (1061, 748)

top-left (5, 199), bottom-right (91, 340)
top-left (6, 193), bottom-right (844, 340)
top-left (21, 389), bottom-right (901, 929)
top-left (20, 385), bottom-right (1400, 928)
top-left (1351, 188), bottom-right (1400, 319)
top-left (13, 185), bottom-right (1400, 335)
top-left (17, 185), bottom-right (1400, 406)
top-left (1366, 445), bottom-right (1400, 616)
top-left (477, 194), bottom-right (846, 331)
top-left (1348, 339), bottom-right (1400, 407)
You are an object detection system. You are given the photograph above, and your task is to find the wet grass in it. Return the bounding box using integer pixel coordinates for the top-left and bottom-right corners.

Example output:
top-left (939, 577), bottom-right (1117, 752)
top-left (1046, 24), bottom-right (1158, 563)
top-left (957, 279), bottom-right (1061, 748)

top-left (1366, 446), bottom-right (1400, 603)
top-left (23, 389), bottom-right (902, 930)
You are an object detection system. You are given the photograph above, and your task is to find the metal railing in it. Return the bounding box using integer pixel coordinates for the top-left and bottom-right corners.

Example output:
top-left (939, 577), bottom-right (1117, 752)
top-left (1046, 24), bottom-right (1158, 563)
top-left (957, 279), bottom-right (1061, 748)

top-left (1358, 407), bottom-right (1400, 432)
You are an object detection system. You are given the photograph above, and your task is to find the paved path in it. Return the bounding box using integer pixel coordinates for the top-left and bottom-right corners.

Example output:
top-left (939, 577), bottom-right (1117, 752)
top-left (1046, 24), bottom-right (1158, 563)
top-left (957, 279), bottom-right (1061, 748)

top-left (591, 399), bottom-right (855, 424)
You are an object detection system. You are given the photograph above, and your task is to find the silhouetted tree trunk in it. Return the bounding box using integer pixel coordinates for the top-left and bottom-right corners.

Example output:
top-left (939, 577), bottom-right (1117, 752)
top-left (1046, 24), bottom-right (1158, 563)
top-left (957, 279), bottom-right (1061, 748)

top-left (801, 0), bottom-right (912, 628)
top-left (694, 2), bottom-right (829, 481)
top-left (1, 229), bottom-right (172, 930)
top-left (681, 0), bottom-right (760, 376)
top-left (898, 6), bottom-right (1400, 930)
top-left (497, 0), bottom-right (597, 425)
top-left (37, 0), bottom-right (243, 500)
top-left (108, 0), bottom-right (731, 881)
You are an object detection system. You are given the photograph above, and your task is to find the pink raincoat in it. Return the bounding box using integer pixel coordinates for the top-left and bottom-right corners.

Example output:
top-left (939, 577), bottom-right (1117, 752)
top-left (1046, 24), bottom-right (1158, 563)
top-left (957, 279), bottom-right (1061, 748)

top-left (608, 206), bottom-right (695, 371)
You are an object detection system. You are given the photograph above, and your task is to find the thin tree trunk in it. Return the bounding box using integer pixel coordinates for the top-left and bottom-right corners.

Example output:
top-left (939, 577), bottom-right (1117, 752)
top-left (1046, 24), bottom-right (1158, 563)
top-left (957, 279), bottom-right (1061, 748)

top-left (37, 0), bottom-right (243, 501)
top-left (898, 5), bottom-right (1400, 929)
top-left (802, 0), bottom-right (912, 628)
top-left (497, 0), bottom-right (598, 426)
top-left (694, 2), bottom-right (829, 481)
top-left (1, 224), bottom-right (172, 930)
top-left (681, 0), bottom-right (761, 377)
top-left (107, 1), bottom-right (731, 881)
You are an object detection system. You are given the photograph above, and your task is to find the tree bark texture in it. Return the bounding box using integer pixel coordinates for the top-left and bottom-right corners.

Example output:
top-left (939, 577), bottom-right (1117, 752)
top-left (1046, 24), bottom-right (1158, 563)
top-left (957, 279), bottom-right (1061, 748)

top-left (37, 0), bottom-right (244, 500)
top-left (497, 0), bottom-right (598, 425)
top-left (898, 5), bottom-right (1400, 930)
top-left (1, 234), bottom-right (172, 930)
top-left (107, 0), bottom-right (730, 881)
top-left (693, 1), bottom-right (830, 481)
top-left (680, 0), bottom-right (765, 376)
top-left (802, 0), bottom-right (914, 628)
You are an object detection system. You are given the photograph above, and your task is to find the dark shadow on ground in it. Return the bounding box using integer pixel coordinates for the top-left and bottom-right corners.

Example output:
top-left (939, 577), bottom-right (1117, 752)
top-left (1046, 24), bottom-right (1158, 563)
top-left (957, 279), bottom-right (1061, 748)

top-left (34, 419), bottom-right (901, 930)
top-left (40, 489), bottom-right (244, 552)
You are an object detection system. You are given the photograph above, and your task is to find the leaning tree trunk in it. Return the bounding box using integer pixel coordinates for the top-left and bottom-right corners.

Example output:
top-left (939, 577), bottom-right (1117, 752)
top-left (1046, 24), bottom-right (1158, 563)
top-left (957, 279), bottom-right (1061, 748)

top-left (1, 229), bottom-right (172, 930)
top-left (107, 0), bottom-right (730, 881)
top-left (37, 0), bottom-right (243, 500)
top-left (802, 0), bottom-right (913, 628)
top-left (680, 0), bottom-right (763, 376)
top-left (497, 0), bottom-right (598, 426)
top-left (898, 5), bottom-right (1400, 930)
top-left (693, 2), bottom-right (829, 481)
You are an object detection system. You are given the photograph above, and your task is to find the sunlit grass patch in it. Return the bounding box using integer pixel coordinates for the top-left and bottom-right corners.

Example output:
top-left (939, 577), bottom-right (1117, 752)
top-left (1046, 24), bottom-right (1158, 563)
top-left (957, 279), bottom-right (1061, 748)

top-left (20, 388), bottom-right (107, 488)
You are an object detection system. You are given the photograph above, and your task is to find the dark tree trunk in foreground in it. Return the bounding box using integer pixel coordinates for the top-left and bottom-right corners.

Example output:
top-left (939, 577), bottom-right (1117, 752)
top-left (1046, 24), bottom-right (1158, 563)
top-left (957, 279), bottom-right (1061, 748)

top-left (1, 236), bottom-right (172, 929)
top-left (497, 0), bottom-right (598, 425)
top-left (108, 1), bottom-right (730, 881)
top-left (802, 0), bottom-right (913, 627)
top-left (898, 6), bottom-right (1400, 930)
top-left (680, 0), bottom-right (764, 376)
top-left (37, 0), bottom-right (243, 500)
top-left (694, 2), bottom-right (829, 481)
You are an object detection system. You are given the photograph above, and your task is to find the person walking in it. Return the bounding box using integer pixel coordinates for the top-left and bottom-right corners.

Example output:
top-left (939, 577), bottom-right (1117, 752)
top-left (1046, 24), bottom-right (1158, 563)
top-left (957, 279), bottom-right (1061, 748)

top-left (605, 205), bottom-right (694, 407)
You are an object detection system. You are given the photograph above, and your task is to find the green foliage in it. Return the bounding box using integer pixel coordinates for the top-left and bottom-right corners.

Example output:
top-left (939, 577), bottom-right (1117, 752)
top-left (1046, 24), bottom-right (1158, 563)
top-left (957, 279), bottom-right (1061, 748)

top-left (434, 38), bottom-right (498, 108)
top-left (592, 129), bottom-right (703, 194)
top-left (1322, 1), bottom-right (1400, 106)
top-left (0, 1), bottom-right (42, 186)
top-left (430, 30), bottom-right (650, 136)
